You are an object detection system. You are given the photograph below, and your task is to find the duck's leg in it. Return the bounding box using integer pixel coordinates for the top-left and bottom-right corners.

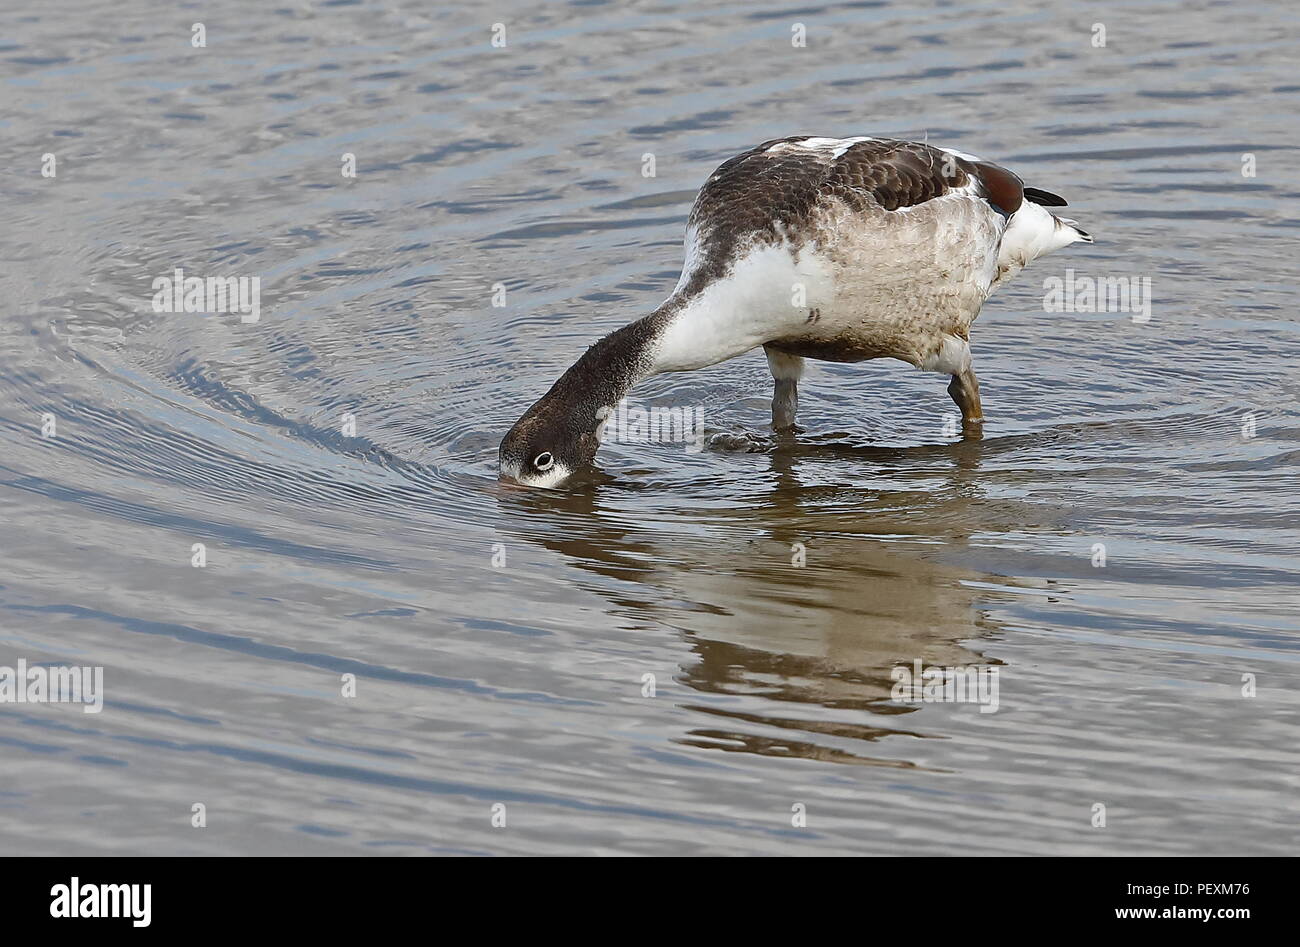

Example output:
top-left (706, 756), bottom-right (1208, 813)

top-left (764, 346), bottom-right (804, 432)
top-left (947, 367), bottom-right (984, 426)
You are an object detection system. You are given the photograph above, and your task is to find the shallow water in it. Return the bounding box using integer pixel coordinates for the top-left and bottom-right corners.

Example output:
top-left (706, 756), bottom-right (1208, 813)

top-left (2, 0), bottom-right (1298, 855)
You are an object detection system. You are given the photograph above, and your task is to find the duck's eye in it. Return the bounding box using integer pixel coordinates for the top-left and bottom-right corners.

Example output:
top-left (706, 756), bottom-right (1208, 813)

top-left (533, 452), bottom-right (554, 471)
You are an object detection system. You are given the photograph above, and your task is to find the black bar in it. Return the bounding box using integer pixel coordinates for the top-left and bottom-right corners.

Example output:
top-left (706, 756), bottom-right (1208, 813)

top-left (1, 856), bottom-right (1281, 932)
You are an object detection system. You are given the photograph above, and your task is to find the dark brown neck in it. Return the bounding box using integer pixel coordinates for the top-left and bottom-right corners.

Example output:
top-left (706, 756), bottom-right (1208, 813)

top-left (540, 309), bottom-right (670, 422)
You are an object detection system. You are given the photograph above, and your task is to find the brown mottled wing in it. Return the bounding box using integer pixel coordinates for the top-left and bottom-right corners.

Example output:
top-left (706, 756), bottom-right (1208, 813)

top-left (686, 137), bottom-right (1023, 283)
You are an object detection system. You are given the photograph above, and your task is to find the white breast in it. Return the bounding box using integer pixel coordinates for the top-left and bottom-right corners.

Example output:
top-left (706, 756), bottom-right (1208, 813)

top-left (653, 239), bottom-right (835, 372)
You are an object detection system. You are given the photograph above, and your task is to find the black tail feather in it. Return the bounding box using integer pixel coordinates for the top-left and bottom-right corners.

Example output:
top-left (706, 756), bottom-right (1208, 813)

top-left (1024, 186), bottom-right (1068, 207)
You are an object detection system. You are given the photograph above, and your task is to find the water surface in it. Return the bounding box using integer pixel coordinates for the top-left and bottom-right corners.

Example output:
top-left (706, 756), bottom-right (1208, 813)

top-left (2, 0), bottom-right (1298, 855)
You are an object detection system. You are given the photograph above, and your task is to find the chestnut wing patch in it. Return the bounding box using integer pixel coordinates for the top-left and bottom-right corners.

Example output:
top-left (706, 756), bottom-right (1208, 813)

top-left (965, 159), bottom-right (1024, 215)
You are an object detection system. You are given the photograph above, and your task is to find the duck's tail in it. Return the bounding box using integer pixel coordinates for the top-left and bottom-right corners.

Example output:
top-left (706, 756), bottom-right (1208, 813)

top-left (989, 193), bottom-right (1092, 293)
top-left (1022, 186), bottom-right (1093, 245)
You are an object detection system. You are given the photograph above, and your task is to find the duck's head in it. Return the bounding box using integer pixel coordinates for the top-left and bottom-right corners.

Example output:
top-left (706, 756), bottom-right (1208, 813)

top-left (498, 390), bottom-right (604, 489)
top-left (499, 317), bottom-right (659, 488)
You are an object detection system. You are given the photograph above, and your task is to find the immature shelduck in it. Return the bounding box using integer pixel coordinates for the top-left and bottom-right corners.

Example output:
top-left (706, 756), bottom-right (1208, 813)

top-left (500, 135), bottom-right (1091, 487)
